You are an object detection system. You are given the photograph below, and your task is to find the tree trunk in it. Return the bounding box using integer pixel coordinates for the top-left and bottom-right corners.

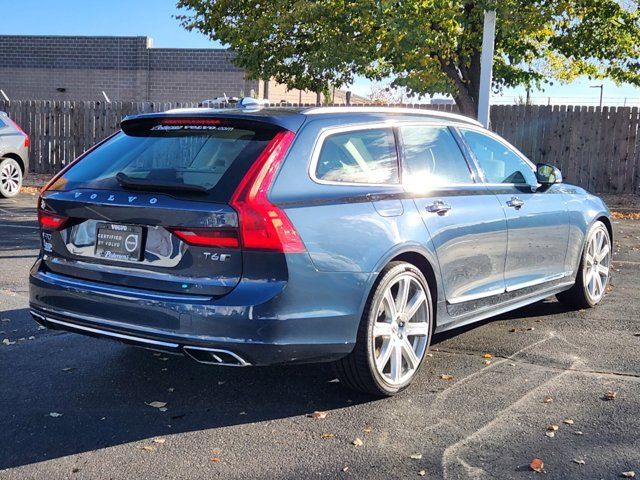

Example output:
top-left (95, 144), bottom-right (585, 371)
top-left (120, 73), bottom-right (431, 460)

top-left (316, 91), bottom-right (322, 106)
top-left (442, 53), bottom-right (482, 119)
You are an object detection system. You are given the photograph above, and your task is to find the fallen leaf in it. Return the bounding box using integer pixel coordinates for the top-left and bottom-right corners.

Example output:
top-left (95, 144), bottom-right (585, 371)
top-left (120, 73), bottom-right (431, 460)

top-left (573, 459), bottom-right (585, 465)
top-left (425, 353), bottom-right (433, 357)
top-left (239, 411), bottom-right (247, 415)
top-left (342, 466), bottom-right (349, 472)
top-left (146, 401), bottom-right (167, 409)
top-left (604, 390), bottom-right (617, 401)
top-left (547, 424), bottom-right (559, 431)
top-left (1, 318), bottom-right (10, 322)
top-left (509, 328), bottom-right (519, 333)
top-left (167, 388), bottom-right (175, 393)
top-left (621, 472), bottom-right (635, 478)
top-left (2, 338), bottom-right (15, 346)
top-left (543, 396), bottom-right (553, 403)
top-left (483, 360), bottom-right (492, 366)
top-left (140, 445), bottom-right (155, 452)
top-left (483, 353), bottom-right (492, 359)
top-left (418, 471), bottom-right (426, 477)
top-left (363, 427), bottom-right (373, 433)
top-left (527, 327), bottom-right (535, 331)
top-left (28, 336), bottom-right (35, 340)
top-left (530, 458), bottom-right (544, 473)
top-left (574, 431), bottom-right (584, 435)
top-left (321, 432), bottom-right (335, 439)
top-left (563, 419), bottom-right (575, 425)
top-left (152, 438), bottom-right (166, 444)
top-left (211, 457), bottom-right (221, 462)
top-left (545, 431), bottom-right (555, 438)
top-left (440, 374), bottom-right (454, 381)
top-left (159, 407), bottom-right (168, 412)
top-left (509, 363), bottom-right (516, 367)
top-left (352, 437), bottom-right (363, 447)
top-left (48, 412), bottom-right (63, 418)
top-left (61, 367), bottom-right (75, 372)
top-left (308, 411), bottom-right (328, 419)
top-left (410, 453), bottom-right (423, 460)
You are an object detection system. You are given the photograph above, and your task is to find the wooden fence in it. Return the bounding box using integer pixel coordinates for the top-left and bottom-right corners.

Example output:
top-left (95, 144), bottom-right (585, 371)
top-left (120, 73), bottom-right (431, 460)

top-left (1, 100), bottom-right (639, 194)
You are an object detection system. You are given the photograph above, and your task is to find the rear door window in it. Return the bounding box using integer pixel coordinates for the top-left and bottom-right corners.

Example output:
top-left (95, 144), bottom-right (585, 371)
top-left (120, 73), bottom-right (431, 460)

top-left (400, 126), bottom-right (473, 188)
top-left (51, 119), bottom-right (280, 201)
top-left (314, 128), bottom-right (399, 184)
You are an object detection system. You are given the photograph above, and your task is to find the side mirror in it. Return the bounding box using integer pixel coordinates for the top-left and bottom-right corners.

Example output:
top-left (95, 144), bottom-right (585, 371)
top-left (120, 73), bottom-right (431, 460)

top-left (536, 163), bottom-right (562, 185)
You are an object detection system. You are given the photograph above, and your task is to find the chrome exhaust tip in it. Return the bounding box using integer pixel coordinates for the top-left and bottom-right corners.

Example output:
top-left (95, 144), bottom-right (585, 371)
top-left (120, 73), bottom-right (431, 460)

top-left (183, 346), bottom-right (250, 367)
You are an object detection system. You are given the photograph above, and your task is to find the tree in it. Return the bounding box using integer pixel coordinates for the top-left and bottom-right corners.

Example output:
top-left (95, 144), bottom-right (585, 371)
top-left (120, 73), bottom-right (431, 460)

top-left (176, 0), bottom-right (640, 116)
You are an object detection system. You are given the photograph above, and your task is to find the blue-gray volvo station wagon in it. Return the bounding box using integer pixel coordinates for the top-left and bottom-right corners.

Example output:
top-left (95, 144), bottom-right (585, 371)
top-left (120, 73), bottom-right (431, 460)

top-left (29, 106), bottom-right (612, 395)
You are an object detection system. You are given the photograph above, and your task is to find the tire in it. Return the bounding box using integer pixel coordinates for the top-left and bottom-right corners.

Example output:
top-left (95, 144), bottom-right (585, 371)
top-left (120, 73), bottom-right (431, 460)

top-left (556, 220), bottom-right (611, 309)
top-left (333, 261), bottom-right (433, 396)
top-left (0, 157), bottom-right (23, 198)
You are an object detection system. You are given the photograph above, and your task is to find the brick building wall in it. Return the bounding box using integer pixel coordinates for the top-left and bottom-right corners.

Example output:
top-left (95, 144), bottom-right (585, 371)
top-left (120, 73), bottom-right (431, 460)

top-left (0, 35), bottom-right (259, 102)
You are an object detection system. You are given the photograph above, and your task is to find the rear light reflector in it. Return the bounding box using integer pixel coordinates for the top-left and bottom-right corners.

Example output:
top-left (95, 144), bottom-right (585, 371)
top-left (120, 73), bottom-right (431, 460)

top-left (230, 130), bottom-right (305, 253)
top-left (38, 209), bottom-right (69, 230)
top-left (169, 228), bottom-right (239, 248)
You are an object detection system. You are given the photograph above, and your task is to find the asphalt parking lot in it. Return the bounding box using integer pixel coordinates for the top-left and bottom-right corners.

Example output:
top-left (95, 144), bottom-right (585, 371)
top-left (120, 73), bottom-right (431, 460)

top-left (1, 193), bottom-right (639, 480)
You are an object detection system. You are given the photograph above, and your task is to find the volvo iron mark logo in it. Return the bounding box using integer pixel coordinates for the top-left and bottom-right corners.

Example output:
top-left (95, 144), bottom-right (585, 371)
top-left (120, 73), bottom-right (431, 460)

top-left (124, 234), bottom-right (139, 253)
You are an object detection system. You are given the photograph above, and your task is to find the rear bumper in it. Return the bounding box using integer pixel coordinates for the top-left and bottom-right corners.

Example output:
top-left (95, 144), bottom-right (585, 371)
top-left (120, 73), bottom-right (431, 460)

top-left (29, 258), bottom-right (368, 365)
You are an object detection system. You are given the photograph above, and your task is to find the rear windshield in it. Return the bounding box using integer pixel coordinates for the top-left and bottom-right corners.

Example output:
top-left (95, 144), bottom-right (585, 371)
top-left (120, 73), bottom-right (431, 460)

top-left (51, 119), bottom-right (280, 201)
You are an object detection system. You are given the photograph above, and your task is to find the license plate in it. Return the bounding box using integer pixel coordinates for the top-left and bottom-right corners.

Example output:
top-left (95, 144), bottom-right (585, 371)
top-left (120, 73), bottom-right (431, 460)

top-left (95, 223), bottom-right (144, 261)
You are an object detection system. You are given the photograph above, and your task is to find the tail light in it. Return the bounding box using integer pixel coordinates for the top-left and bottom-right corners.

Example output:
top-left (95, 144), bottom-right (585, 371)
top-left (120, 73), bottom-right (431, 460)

top-left (230, 130), bottom-right (305, 253)
top-left (168, 228), bottom-right (239, 248)
top-left (38, 209), bottom-right (68, 230)
top-left (7, 117), bottom-right (30, 148)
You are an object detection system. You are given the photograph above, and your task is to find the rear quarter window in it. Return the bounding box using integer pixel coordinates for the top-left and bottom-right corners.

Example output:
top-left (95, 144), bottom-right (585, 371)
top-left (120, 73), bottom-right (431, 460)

top-left (314, 128), bottom-right (399, 184)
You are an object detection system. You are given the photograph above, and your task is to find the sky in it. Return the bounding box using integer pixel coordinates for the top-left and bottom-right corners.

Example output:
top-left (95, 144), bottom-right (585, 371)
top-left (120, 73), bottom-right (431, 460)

top-left (2, 0), bottom-right (639, 106)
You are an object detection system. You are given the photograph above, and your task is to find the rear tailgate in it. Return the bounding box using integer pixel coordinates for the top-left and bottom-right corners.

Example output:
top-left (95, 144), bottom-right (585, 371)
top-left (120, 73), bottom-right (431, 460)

top-left (39, 191), bottom-right (240, 296)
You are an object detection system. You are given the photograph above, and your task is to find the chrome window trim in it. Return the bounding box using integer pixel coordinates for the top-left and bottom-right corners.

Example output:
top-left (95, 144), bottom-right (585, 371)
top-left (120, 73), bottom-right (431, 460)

top-left (309, 121), bottom-right (481, 189)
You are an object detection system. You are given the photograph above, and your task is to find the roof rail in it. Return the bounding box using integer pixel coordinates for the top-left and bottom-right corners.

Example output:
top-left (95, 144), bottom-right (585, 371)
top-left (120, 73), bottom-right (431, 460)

top-left (303, 106), bottom-right (483, 127)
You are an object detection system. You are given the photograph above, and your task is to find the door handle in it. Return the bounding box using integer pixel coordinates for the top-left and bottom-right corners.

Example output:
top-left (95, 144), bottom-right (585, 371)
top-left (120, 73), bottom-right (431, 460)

top-left (506, 196), bottom-right (525, 209)
top-left (426, 200), bottom-right (452, 215)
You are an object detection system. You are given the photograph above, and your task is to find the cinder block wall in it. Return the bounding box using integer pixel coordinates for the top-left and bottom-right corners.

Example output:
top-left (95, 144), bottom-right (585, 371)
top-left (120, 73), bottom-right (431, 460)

top-left (0, 35), bottom-right (259, 102)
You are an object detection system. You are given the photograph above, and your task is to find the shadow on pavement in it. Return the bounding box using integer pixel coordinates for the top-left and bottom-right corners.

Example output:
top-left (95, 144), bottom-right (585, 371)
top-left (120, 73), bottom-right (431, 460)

top-left (0, 308), bottom-right (376, 470)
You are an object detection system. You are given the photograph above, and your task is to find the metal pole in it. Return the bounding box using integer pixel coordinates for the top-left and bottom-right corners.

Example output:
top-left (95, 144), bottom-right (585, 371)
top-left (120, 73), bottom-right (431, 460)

top-left (477, 10), bottom-right (496, 128)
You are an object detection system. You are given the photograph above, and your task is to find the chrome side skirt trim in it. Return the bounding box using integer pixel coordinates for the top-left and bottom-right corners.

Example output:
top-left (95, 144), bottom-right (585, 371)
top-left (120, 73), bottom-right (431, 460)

top-left (32, 311), bottom-right (180, 348)
top-left (447, 270), bottom-right (573, 304)
top-left (447, 287), bottom-right (505, 305)
top-left (505, 270), bottom-right (573, 293)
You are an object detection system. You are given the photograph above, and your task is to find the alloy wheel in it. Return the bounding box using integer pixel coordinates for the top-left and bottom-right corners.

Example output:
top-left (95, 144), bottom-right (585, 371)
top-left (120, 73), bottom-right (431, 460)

top-left (371, 273), bottom-right (430, 386)
top-left (0, 161), bottom-right (21, 196)
top-left (583, 227), bottom-right (611, 303)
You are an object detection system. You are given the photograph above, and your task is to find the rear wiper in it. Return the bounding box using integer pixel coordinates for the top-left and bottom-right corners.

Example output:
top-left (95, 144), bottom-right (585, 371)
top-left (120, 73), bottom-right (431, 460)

top-left (115, 172), bottom-right (208, 194)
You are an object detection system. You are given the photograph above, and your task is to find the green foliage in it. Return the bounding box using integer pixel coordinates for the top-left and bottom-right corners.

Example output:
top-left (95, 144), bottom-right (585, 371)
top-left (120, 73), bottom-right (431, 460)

top-left (176, 0), bottom-right (640, 113)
